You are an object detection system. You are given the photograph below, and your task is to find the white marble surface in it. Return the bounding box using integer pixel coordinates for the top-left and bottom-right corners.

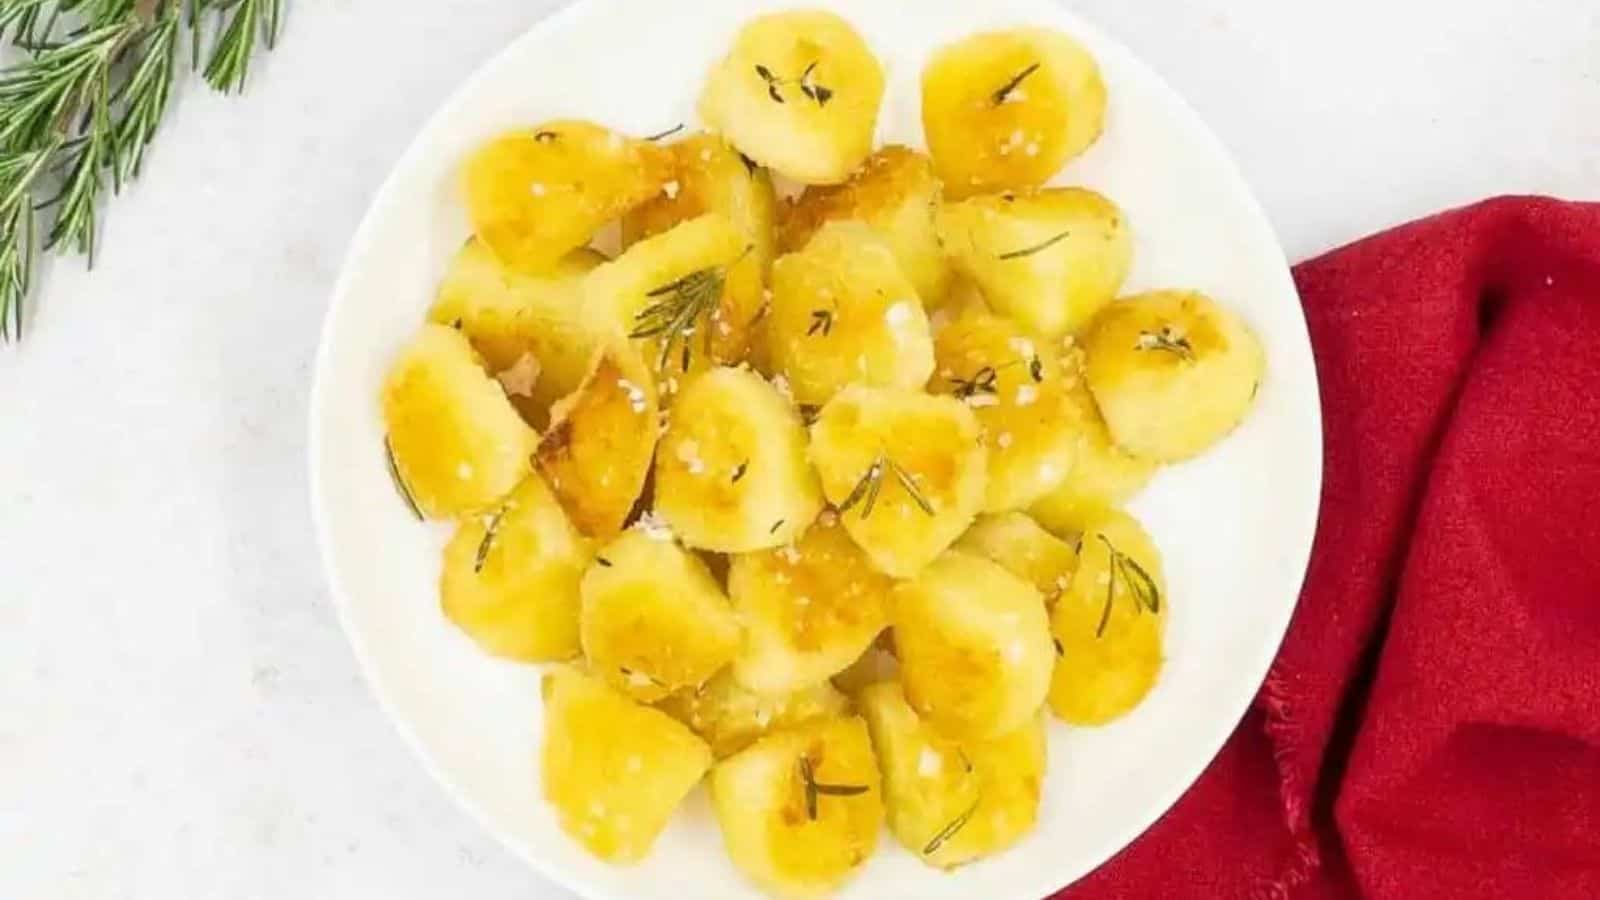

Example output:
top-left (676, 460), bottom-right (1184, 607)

top-left (0, 2), bottom-right (1594, 898)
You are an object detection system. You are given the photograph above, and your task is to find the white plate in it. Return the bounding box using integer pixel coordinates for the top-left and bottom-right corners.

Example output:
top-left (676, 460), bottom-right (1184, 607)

top-left (309, 1), bottom-right (1322, 897)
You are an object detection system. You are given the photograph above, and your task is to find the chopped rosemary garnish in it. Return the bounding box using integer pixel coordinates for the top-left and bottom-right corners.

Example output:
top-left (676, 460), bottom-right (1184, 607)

top-left (923, 795), bottom-right (982, 856)
top-left (798, 757), bottom-right (868, 821)
top-left (738, 152), bottom-right (759, 176)
top-left (949, 366), bottom-right (999, 399)
top-left (1095, 535), bottom-right (1162, 638)
top-left (731, 460), bottom-right (749, 483)
top-left (643, 123), bottom-right (684, 141)
top-left (450, 317), bottom-right (463, 330)
top-left (596, 557), bottom-right (613, 567)
top-left (629, 248), bottom-right (748, 372)
top-left (383, 437), bottom-right (422, 521)
top-left (997, 229), bottom-right (1072, 260)
top-left (756, 61), bottom-right (831, 107)
top-left (1135, 326), bottom-right (1195, 361)
top-left (807, 308), bottom-right (834, 336)
top-left (754, 63), bottom-right (784, 103)
top-left (837, 455), bottom-right (934, 518)
top-left (992, 61), bottom-right (1040, 105)
top-left (473, 504), bottom-right (508, 573)
top-left (533, 130), bottom-right (558, 143)
top-left (769, 518), bottom-right (785, 534)
top-left (1029, 356), bottom-right (1045, 382)
top-left (1053, 637), bottom-right (1064, 656)
top-left (796, 61), bottom-right (833, 106)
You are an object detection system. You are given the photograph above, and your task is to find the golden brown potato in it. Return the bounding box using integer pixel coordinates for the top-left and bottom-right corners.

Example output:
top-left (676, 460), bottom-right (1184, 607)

top-left (699, 10), bottom-right (885, 184)
top-left (726, 514), bottom-right (894, 694)
top-left (893, 550), bottom-right (1053, 741)
top-left (535, 345), bottom-right (659, 540)
top-left (428, 239), bottom-right (606, 429)
top-left (1084, 290), bottom-right (1265, 461)
top-left (381, 324), bottom-right (538, 518)
top-left (1048, 508), bottom-right (1166, 726)
top-left (922, 28), bottom-right (1106, 198)
top-left (654, 366), bottom-right (824, 552)
top-left (930, 310), bottom-right (1080, 511)
top-left (779, 146), bottom-right (950, 304)
top-left (956, 511), bottom-right (1077, 607)
top-left (1029, 338), bottom-right (1158, 533)
top-left (809, 386), bottom-right (988, 578)
top-left (463, 121), bottom-right (672, 273)
top-left (541, 666), bottom-right (712, 862)
top-left (936, 188), bottom-right (1131, 338)
top-left (710, 717), bottom-right (884, 897)
top-left (440, 474), bottom-right (592, 662)
top-left (622, 132), bottom-right (777, 366)
top-left (579, 527), bottom-right (742, 702)
top-left (860, 681), bottom-right (1045, 869)
top-left (656, 671), bottom-right (849, 759)
top-left (768, 220), bottom-right (935, 406)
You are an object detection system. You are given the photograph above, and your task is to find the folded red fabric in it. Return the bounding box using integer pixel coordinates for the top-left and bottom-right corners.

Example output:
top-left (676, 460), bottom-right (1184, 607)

top-left (1055, 197), bottom-right (1600, 900)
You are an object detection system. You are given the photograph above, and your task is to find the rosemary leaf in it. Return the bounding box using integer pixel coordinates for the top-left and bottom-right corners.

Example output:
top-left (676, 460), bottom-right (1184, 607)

top-left (992, 61), bottom-right (1040, 105)
top-left (923, 795), bottom-right (982, 856)
top-left (997, 229), bottom-right (1072, 261)
top-left (474, 504), bottom-right (509, 573)
top-left (383, 436), bottom-right (423, 521)
top-left (1135, 327), bottom-right (1196, 361)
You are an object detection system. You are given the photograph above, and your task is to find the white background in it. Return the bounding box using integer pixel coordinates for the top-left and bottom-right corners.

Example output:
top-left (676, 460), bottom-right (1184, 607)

top-left (1, 2), bottom-right (1594, 898)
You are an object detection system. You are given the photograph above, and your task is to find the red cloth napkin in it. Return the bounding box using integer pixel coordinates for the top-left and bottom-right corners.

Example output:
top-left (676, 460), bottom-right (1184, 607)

top-left (1054, 197), bottom-right (1600, 900)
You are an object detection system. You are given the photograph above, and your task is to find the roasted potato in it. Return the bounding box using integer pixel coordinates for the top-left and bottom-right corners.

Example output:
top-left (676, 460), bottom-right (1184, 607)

top-left (535, 345), bottom-right (660, 539)
top-left (381, 324), bottom-right (538, 518)
top-left (655, 366), bottom-right (824, 552)
top-left (922, 28), bottom-right (1106, 199)
top-left (657, 671), bottom-right (849, 759)
top-left (1048, 508), bottom-right (1166, 726)
top-left (1029, 338), bottom-right (1157, 532)
top-left (699, 10), bottom-right (885, 184)
top-left (893, 550), bottom-right (1053, 741)
top-left (768, 220), bottom-right (935, 406)
top-left (463, 121), bottom-right (672, 273)
top-left (779, 146), bottom-right (950, 304)
top-left (956, 512), bottom-right (1077, 607)
top-left (710, 717), bottom-right (884, 897)
top-left (727, 513), bottom-right (894, 694)
top-left (622, 133), bottom-right (778, 366)
top-left (582, 213), bottom-right (752, 393)
top-left (936, 188), bottom-right (1131, 338)
top-left (809, 386), bottom-right (988, 578)
top-left (440, 474), bottom-right (592, 662)
top-left (859, 681), bottom-right (1045, 869)
top-left (1084, 290), bottom-right (1265, 461)
top-left (541, 666), bottom-right (712, 862)
top-left (931, 310), bottom-right (1079, 511)
top-left (579, 526), bottom-right (742, 701)
top-left (428, 239), bottom-right (606, 429)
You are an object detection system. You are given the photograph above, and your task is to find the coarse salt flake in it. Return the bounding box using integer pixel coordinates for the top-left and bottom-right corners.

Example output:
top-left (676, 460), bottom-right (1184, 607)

top-left (966, 393), bottom-right (1000, 408)
top-left (917, 748), bottom-right (943, 778)
top-left (662, 180), bottom-right (680, 199)
top-left (456, 462), bottom-right (473, 480)
top-left (1015, 384), bottom-right (1039, 407)
top-left (497, 352), bottom-right (542, 397)
top-left (617, 378), bottom-right (649, 413)
top-left (997, 431), bottom-right (1014, 449)
top-left (636, 510), bottom-right (673, 540)
top-left (529, 182), bottom-right (547, 197)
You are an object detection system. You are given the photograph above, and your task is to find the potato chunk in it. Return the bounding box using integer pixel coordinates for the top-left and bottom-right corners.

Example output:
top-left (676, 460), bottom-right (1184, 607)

top-left (622, 132), bottom-right (777, 366)
top-left (381, 324), bottom-right (538, 518)
top-left (936, 188), bottom-right (1131, 338)
top-left (463, 120), bottom-right (672, 273)
top-left (699, 10), bottom-right (885, 184)
top-left (1029, 339), bottom-right (1158, 532)
top-left (923, 28), bottom-right (1107, 198)
top-left (860, 681), bottom-right (1045, 869)
top-left (956, 512), bottom-right (1077, 607)
top-left (583, 214), bottom-right (752, 393)
top-left (1084, 290), bottom-right (1265, 461)
top-left (655, 366), bottom-right (823, 552)
top-left (579, 527), bottom-right (742, 701)
top-left (931, 311), bottom-right (1080, 511)
top-left (541, 666), bottom-right (712, 863)
top-left (710, 717), bottom-right (883, 897)
top-left (1048, 509), bottom-right (1166, 725)
top-left (893, 551), bottom-right (1053, 741)
top-left (769, 220), bottom-right (935, 406)
top-left (428, 239), bottom-right (605, 429)
top-left (657, 671), bottom-right (849, 759)
top-left (440, 474), bottom-right (591, 662)
top-left (779, 146), bottom-right (950, 304)
top-left (535, 345), bottom-right (659, 539)
top-left (727, 514), bottom-right (894, 694)
top-left (809, 386), bottom-right (987, 578)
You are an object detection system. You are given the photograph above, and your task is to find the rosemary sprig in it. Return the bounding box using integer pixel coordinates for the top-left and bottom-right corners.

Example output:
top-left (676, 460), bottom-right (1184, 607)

top-left (1095, 535), bottom-right (1162, 638)
top-left (474, 504), bottom-right (510, 573)
top-left (997, 229), bottom-right (1072, 260)
top-left (837, 454), bottom-right (934, 518)
top-left (383, 436), bottom-right (423, 521)
top-left (949, 365), bottom-right (999, 399)
top-left (0, 0), bottom-right (285, 343)
top-left (991, 61), bottom-right (1039, 105)
top-left (755, 61), bottom-right (832, 106)
top-left (628, 248), bottom-right (749, 372)
top-left (642, 122), bottom-right (683, 142)
top-left (730, 459), bottom-right (748, 483)
top-left (1135, 326), bottom-right (1196, 361)
top-left (807, 307), bottom-right (833, 336)
top-left (923, 796), bottom-right (981, 856)
top-left (797, 756), bottom-right (868, 821)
